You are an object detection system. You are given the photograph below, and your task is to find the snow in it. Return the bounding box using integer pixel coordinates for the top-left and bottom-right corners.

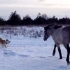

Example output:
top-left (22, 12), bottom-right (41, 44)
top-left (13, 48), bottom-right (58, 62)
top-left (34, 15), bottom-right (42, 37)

top-left (0, 26), bottom-right (69, 70)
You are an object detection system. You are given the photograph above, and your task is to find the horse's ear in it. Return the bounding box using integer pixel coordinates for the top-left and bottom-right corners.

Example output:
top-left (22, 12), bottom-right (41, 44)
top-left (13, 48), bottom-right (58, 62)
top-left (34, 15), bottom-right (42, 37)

top-left (44, 25), bottom-right (50, 30)
top-left (44, 26), bottom-right (49, 30)
top-left (44, 27), bottom-right (46, 30)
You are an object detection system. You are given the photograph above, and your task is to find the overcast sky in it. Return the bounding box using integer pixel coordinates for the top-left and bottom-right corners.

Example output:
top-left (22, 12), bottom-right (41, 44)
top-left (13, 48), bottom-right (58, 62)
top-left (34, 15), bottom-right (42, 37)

top-left (0, 0), bottom-right (70, 20)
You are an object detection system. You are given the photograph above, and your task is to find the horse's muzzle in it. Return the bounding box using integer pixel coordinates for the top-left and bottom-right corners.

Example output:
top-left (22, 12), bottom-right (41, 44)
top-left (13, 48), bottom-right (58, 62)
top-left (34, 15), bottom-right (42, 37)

top-left (43, 38), bottom-right (46, 41)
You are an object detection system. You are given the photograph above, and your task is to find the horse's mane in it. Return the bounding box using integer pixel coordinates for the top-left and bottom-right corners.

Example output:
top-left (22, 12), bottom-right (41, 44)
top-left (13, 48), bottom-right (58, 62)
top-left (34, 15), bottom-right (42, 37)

top-left (44, 25), bottom-right (62, 30)
top-left (54, 25), bottom-right (62, 29)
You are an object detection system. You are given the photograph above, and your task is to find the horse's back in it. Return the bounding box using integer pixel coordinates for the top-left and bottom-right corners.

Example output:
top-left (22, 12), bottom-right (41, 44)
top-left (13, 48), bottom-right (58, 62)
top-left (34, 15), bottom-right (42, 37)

top-left (52, 26), bottom-right (70, 44)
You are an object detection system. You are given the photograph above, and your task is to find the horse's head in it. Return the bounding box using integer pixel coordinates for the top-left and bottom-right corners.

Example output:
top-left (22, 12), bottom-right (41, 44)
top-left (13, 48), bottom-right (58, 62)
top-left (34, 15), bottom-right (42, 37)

top-left (44, 25), bottom-right (54, 41)
top-left (43, 25), bottom-right (62, 41)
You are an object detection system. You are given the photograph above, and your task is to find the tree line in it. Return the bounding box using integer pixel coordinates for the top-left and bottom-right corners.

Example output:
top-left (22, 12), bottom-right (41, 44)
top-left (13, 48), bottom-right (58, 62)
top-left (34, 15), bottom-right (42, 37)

top-left (0, 11), bottom-right (70, 26)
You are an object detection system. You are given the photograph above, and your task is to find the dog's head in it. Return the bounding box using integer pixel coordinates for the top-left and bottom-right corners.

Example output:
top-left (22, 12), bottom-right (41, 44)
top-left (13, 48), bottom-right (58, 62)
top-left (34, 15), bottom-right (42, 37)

top-left (6, 39), bottom-right (10, 44)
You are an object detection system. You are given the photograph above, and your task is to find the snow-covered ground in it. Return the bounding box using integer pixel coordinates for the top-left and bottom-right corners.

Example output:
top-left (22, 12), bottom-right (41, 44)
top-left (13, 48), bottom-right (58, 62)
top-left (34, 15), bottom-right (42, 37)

top-left (0, 26), bottom-right (70, 70)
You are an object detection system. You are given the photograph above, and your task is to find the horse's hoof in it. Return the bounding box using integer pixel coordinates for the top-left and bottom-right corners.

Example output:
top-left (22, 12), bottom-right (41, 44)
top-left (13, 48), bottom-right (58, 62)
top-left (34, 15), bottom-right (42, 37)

top-left (66, 60), bottom-right (70, 65)
top-left (59, 57), bottom-right (62, 59)
top-left (52, 52), bottom-right (55, 56)
top-left (52, 54), bottom-right (54, 56)
top-left (67, 62), bottom-right (70, 65)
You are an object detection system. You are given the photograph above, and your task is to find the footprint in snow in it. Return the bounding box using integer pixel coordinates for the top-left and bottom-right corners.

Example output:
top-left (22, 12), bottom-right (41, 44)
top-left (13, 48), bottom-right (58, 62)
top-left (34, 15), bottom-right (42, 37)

top-left (19, 54), bottom-right (29, 58)
top-left (3, 50), bottom-right (16, 56)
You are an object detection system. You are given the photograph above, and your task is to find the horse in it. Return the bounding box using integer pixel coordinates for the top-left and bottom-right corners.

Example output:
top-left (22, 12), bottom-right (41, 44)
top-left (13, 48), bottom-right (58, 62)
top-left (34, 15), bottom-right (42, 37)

top-left (43, 25), bottom-right (70, 64)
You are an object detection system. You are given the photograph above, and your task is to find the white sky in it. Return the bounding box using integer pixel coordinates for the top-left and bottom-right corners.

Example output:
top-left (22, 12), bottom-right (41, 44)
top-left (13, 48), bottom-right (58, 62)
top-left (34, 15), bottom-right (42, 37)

top-left (0, 0), bottom-right (70, 8)
top-left (0, 0), bottom-right (70, 20)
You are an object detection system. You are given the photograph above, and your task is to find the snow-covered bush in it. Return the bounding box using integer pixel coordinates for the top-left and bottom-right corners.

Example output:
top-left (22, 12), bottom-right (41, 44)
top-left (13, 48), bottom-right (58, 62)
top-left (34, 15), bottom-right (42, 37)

top-left (0, 26), bottom-right (44, 38)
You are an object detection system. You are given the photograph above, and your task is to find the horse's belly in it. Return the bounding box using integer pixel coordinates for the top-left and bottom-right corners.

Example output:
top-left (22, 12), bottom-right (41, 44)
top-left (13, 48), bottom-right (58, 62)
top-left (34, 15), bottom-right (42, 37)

top-left (53, 38), bottom-right (63, 44)
top-left (53, 36), bottom-right (70, 44)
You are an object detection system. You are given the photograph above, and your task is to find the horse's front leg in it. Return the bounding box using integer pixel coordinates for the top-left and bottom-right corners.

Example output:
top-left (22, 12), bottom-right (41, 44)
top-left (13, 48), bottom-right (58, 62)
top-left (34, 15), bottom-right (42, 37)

top-left (52, 44), bottom-right (56, 56)
top-left (56, 43), bottom-right (62, 59)
top-left (52, 44), bottom-right (62, 59)
top-left (57, 46), bottom-right (62, 59)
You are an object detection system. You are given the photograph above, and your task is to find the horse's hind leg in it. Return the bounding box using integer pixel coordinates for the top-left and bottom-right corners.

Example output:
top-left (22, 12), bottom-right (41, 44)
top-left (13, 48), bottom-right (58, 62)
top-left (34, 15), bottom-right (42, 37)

top-left (66, 44), bottom-right (70, 64)
top-left (64, 44), bottom-right (70, 64)
top-left (52, 44), bottom-right (56, 56)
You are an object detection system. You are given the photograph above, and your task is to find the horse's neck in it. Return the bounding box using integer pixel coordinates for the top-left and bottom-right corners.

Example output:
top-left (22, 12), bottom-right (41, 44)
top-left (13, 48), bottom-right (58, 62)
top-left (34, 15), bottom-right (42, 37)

top-left (51, 27), bottom-right (61, 34)
top-left (50, 28), bottom-right (56, 35)
top-left (52, 28), bottom-right (63, 37)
